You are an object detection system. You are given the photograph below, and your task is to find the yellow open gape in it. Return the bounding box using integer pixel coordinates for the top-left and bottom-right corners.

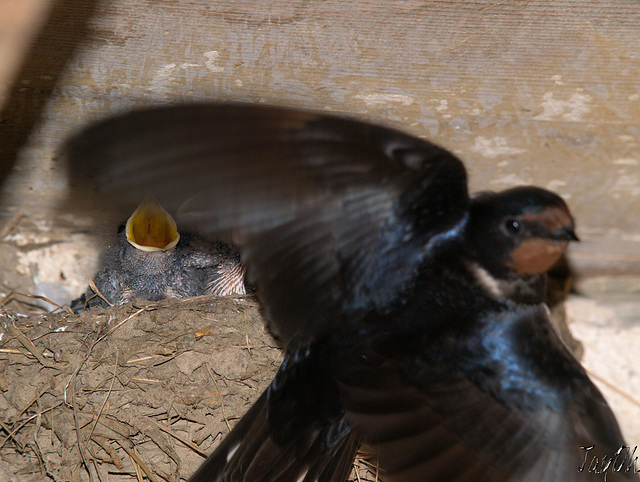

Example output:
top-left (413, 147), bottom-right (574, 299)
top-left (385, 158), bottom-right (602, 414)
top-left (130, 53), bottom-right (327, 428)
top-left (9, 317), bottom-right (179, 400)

top-left (125, 198), bottom-right (180, 252)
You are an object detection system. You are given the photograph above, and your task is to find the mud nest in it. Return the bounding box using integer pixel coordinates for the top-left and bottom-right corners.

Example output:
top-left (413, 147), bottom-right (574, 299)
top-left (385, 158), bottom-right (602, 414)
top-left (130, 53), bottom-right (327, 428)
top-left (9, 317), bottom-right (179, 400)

top-left (0, 295), bottom-right (379, 481)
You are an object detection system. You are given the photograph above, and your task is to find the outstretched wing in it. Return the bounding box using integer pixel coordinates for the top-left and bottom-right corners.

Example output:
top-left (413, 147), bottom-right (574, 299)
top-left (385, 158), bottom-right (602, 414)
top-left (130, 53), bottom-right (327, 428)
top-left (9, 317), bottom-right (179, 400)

top-left (64, 103), bottom-right (469, 345)
top-left (334, 305), bottom-right (635, 481)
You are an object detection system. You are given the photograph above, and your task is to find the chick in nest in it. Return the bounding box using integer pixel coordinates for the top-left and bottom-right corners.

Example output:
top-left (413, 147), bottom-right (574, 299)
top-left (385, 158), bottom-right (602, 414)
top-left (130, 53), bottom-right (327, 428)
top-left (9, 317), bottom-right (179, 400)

top-left (71, 198), bottom-right (247, 312)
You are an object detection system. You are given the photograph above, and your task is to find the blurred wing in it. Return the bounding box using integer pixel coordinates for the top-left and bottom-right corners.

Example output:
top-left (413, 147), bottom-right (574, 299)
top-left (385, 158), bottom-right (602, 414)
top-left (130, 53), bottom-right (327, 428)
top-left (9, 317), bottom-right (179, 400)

top-left (335, 308), bottom-right (635, 481)
top-left (64, 103), bottom-right (469, 344)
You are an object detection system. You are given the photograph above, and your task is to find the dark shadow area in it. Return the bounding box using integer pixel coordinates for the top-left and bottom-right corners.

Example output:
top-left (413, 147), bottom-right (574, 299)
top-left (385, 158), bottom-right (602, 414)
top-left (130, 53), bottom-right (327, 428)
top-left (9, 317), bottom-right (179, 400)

top-left (0, 0), bottom-right (103, 193)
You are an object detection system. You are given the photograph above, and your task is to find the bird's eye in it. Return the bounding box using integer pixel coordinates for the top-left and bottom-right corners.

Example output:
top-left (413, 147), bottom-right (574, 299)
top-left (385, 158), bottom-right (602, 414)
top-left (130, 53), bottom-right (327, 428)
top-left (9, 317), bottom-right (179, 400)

top-left (505, 219), bottom-right (521, 234)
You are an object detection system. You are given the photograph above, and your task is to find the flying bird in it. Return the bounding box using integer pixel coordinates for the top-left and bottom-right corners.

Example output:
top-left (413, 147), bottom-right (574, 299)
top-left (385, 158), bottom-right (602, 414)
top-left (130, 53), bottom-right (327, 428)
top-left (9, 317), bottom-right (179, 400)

top-left (64, 103), bottom-right (637, 481)
top-left (70, 197), bottom-right (247, 312)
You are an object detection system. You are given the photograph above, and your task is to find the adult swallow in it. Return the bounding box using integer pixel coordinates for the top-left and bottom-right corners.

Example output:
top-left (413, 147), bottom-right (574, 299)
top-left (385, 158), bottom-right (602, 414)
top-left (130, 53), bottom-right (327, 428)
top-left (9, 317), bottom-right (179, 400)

top-left (63, 103), bottom-right (637, 481)
top-left (70, 197), bottom-right (247, 312)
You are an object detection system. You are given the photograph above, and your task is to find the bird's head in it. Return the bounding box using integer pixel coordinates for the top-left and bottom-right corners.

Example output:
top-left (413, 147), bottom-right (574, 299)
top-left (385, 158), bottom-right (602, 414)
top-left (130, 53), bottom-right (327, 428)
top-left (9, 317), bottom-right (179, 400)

top-left (467, 186), bottom-right (578, 281)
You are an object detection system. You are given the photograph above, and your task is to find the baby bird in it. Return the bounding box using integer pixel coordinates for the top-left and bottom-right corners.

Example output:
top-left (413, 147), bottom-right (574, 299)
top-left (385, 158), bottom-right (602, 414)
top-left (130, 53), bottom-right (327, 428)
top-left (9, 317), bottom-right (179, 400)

top-left (71, 198), bottom-right (246, 312)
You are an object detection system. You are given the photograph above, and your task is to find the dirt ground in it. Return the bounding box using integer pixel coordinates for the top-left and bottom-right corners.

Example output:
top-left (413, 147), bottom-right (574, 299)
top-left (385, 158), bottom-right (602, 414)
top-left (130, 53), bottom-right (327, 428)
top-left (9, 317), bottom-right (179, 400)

top-left (1, 294), bottom-right (271, 481)
top-left (0, 292), bottom-right (385, 481)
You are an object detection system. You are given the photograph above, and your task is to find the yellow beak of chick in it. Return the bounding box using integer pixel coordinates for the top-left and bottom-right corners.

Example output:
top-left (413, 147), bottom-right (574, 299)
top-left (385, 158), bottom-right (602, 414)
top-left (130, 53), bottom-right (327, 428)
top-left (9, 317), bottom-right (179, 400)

top-left (125, 198), bottom-right (180, 252)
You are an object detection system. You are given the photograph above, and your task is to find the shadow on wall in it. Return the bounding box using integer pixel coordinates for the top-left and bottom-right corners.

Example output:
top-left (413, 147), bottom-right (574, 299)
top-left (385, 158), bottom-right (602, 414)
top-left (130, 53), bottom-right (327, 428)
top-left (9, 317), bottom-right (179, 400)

top-left (0, 0), bottom-right (103, 192)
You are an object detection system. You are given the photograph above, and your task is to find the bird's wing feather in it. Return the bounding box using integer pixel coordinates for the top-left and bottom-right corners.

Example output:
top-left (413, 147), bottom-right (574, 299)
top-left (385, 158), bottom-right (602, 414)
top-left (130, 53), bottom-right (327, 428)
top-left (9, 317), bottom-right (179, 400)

top-left (64, 102), bottom-right (469, 344)
top-left (189, 348), bottom-right (358, 482)
top-left (334, 306), bottom-right (635, 482)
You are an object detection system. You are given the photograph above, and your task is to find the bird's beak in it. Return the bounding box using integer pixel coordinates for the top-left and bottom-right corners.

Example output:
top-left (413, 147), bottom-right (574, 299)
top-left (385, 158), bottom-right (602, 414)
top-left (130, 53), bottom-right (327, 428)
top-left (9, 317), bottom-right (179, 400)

top-left (548, 226), bottom-right (579, 242)
top-left (125, 198), bottom-right (180, 252)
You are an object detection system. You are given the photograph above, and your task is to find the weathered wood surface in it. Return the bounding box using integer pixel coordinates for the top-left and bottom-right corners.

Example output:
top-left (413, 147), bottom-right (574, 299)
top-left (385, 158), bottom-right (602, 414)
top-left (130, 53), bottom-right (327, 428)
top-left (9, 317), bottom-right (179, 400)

top-left (1, 0), bottom-right (639, 274)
